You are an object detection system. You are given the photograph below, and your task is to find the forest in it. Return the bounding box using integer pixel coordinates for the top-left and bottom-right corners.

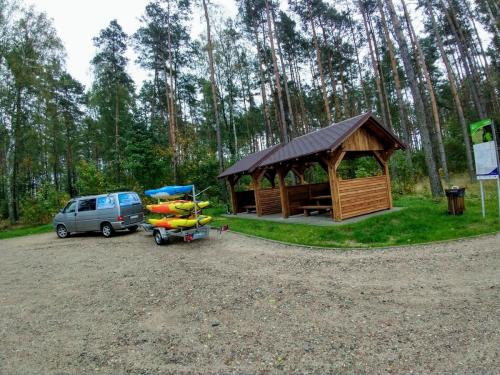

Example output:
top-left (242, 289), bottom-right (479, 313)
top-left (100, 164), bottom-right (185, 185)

top-left (0, 0), bottom-right (498, 225)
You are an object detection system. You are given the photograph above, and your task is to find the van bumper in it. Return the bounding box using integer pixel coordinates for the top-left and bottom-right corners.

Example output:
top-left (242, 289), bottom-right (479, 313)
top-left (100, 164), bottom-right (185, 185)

top-left (110, 221), bottom-right (139, 230)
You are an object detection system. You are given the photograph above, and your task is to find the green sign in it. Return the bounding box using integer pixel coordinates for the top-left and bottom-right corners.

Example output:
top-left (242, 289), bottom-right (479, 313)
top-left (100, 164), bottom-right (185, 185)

top-left (470, 118), bottom-right (493, 144)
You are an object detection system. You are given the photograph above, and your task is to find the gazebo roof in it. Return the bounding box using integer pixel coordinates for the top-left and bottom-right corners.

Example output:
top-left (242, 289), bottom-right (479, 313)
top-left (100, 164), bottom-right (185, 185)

top-left (218, 113), bottom-right (404, 178)
top-left (217, 144), bottom-right (282, 178)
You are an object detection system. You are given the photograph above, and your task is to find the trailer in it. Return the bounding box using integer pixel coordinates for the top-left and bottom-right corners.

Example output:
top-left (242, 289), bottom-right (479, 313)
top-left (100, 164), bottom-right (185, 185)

top-left (143, 184), bottom-right (212, 246)
top-left (142, 223), bottom-right (210, 245)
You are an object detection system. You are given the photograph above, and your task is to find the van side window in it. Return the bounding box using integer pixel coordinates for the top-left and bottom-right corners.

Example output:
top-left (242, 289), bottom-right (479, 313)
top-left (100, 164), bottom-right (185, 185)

top-left (63, 201), bottom-right (77, 213)
top-left (78, 198), bottom-right (97, 212)
top-left (97, 196), bottom-right (115, 209)
top-left (118, 193), bottom-right (141, 206)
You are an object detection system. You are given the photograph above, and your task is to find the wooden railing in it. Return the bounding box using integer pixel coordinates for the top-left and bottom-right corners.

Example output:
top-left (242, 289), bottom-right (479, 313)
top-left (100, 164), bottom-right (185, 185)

top-left (257, 188), bottom-right (282, 215)
top-left (338, 175), bottom-right (390, 219)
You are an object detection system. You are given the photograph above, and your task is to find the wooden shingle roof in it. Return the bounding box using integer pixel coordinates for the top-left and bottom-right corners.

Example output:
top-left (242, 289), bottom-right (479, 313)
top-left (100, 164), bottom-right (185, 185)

top-left (218, 113), bottom-right (404, 178)
top-left (217, 144), bottom-right (282, 178)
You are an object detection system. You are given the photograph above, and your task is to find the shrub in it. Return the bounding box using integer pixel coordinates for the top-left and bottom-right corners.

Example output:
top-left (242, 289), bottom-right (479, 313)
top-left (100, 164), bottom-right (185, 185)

top-left (20, 183), bottom-right (70, 225)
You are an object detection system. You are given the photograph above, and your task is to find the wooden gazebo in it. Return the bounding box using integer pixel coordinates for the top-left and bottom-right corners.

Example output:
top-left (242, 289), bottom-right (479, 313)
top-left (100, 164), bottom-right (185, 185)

top-left (218, 113), bottom-right (405, 221)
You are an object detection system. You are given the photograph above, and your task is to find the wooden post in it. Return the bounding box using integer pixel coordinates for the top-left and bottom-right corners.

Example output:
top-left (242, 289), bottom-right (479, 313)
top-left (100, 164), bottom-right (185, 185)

top-left (277, 167), bottom-right (290, 218)
top-left (228, 176), bottom-right (239, 214)
top-left (291, 165), bottom-right (307, 184)
top-left (374, 150), bottom-right (393, 209)
top-left (326, 150), bottom-right (345, 222)
top-left (251, 169), bottom-right (266, 216)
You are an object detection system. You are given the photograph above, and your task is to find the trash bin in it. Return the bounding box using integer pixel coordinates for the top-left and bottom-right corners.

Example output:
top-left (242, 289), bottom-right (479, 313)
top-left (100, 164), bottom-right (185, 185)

top-left (445, 187), bottom-right (465, 215)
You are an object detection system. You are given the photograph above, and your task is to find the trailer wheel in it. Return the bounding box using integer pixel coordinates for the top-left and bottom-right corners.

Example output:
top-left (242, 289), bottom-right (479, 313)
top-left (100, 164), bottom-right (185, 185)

top-left (153, 229), bottom-right (165, 245)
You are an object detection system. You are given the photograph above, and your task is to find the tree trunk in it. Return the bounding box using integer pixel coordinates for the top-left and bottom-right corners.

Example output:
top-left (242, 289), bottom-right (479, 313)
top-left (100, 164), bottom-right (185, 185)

top-left (401, 0), bottom-right (449, 182)
top-left (166, 2), bottom-right (178, 183)
top-left (114, 80), bottom-right (120, 181)
top-left (367, 13), bottom-right (393, 130)
top-left (308, 0), bottom-right (331, 126)
top-left (9, 86), bottom-right (22, 223)
top-left (385, 0), bottom-right (443, 197)
top-left (376, 0), bottom-right (413, 171)
top-left (254, 26), bottom-right (273, 147)
top-left (359, 0), bottom-right (391, 130)
top-left (442, 0), bottom-right (486, 119)
top-left (427, 1), bottom-right (475, 181)
top-left (265, 0), bottom-right (288, 143)
top-left (273, 11), bottom-right (296, 138)
top-left (346, 4), bottom-right (369, 111)
top-left (464, 0), bottom-right (499, 114)
top-left (202, 0), bottom-right (224, 175)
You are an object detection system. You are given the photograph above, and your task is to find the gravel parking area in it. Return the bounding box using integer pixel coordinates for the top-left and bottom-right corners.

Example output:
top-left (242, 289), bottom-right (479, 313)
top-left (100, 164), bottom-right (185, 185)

top-left (0, 230), bottom-right (499, 374)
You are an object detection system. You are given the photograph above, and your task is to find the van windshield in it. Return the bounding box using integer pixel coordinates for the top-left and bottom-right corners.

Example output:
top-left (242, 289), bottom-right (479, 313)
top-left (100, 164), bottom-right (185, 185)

top-left (63, 200), bottom-right (77, 213)
top-left (118, 193), bottom-right (141, 206)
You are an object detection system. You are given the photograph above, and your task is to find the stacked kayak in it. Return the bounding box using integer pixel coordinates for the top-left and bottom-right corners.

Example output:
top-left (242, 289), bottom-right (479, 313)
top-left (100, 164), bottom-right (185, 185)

top-left (145, 185), bottom-right (193, 200)
top-left (145, 185), bottom-right (212, 230)
top-left (148, 215), bottom-right (212, 229)
top-left (146, 200), bottom-right (210, 215)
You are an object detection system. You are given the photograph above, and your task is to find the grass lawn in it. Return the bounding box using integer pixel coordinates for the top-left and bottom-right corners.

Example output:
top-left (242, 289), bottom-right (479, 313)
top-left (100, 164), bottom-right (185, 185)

top-left (208, 195), bottom-right (500, 248)
top-left (0, 224), bottom-right (53, 240)
top-left (2, 188), bottom-right (499, 248)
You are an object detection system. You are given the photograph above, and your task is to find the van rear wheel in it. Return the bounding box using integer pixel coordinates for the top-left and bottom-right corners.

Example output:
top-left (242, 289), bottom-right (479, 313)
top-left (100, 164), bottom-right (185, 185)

top-left (101, 222), bottom-right (114, 238)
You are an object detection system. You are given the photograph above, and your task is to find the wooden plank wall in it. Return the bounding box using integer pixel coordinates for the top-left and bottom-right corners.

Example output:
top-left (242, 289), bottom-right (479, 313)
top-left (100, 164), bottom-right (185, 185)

top-left (235, 190), bottom-right (256, 213)
top-left (342, 127), bottom-right (385, 151)
top-left (338, 175), bottom-right (390, 219)
top-left (287, 182), bottom-right (330, 215)
top-left (258, 188), bottom-right (282, 215)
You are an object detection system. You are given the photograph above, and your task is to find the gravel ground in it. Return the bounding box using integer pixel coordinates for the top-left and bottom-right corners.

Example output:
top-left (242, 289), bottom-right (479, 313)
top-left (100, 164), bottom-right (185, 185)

top-left (0, 229), bottom-right (499, 374)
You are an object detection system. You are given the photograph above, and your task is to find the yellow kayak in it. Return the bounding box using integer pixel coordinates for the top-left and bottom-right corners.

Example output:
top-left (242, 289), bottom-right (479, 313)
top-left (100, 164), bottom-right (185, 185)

top-left (197, 201), bottom-right (210, 209)
top-left (196, 215), bottom-right (212, 226)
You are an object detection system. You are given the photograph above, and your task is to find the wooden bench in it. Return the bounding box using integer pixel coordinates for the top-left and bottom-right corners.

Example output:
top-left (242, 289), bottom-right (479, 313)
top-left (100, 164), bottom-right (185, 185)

top-left (299, 205), bottom-right (333, 217)
top-left (241, 205), bottom-right (256, 213)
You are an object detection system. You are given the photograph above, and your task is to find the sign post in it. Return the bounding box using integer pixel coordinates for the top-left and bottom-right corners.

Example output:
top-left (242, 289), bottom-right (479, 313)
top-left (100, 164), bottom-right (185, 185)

top-left (470, 119), bottom-right (500, 219)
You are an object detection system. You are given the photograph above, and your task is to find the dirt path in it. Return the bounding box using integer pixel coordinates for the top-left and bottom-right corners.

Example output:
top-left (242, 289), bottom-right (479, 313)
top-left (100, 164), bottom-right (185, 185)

top-left (0, 230), bottom-right (498, 374)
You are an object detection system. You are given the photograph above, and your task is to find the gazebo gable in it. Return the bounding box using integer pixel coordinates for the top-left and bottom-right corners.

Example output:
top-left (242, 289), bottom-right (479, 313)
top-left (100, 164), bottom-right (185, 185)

top-left (341, 124), bottom-right (387, 152)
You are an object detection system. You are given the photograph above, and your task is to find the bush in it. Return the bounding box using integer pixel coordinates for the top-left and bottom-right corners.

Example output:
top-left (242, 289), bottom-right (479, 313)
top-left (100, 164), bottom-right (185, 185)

top-left (20, 183), bottom-right (70, 225)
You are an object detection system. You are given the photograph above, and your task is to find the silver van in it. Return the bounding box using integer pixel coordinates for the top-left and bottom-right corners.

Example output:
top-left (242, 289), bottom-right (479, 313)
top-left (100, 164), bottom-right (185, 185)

top-left (53, 192), bottom-right (144, 238)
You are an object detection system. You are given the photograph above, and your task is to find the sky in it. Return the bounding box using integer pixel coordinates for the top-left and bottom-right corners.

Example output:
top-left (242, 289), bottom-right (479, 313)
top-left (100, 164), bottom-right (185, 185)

top-left (26, 0), bottom-right (493, 92)
top-left (28, 0), bottom-right (238, 89)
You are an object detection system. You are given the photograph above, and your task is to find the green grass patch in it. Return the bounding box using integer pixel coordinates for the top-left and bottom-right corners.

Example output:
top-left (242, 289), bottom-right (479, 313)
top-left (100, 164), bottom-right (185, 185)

top-left (210, 195), bottom-right (500, 248)
top-left (0, 224), bottom-right (53, 240)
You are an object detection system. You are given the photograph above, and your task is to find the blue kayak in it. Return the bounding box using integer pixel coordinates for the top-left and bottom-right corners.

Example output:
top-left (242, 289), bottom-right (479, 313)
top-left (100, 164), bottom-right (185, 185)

top-left (145, 185), bottom-right (193, 199)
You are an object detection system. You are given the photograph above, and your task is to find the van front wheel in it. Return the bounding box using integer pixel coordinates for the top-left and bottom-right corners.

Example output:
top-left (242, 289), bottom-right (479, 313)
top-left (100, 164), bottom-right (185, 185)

top-left (101, 223), bottom-right (114, 238)
top-left (56, 225), bottom-right (69, 239)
